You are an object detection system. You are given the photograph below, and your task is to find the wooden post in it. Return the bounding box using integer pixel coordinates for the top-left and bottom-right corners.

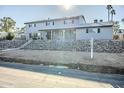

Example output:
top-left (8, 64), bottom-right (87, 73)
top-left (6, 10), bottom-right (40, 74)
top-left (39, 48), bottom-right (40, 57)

top-left (63, 30), bottom-right (65, 41)
top-left (91, 38), bottom-right (94, 59)
top-left (51, 30), bottom-right (52, 40)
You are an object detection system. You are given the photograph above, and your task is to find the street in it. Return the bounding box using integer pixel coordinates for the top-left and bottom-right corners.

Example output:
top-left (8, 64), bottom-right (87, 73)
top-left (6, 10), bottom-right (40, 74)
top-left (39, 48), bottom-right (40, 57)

top-left (0, 61), bottom-right (124, 88)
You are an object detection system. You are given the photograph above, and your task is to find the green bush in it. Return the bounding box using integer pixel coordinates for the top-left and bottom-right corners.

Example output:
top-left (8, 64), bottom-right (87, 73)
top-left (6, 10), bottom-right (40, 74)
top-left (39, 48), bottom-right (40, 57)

top-left (6, 32), bottom-right (15, 40)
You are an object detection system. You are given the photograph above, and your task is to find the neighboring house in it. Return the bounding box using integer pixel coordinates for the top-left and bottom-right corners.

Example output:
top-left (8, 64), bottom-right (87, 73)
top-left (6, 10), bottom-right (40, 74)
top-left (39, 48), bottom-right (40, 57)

top-left (24, 15), bottom-right (113, 41)
top-left (0, 32), bottom-right (8, 39)
top-left (14, 31), bottom-right (26, 40)
top-left (13, 27), bottom-right (26, 40)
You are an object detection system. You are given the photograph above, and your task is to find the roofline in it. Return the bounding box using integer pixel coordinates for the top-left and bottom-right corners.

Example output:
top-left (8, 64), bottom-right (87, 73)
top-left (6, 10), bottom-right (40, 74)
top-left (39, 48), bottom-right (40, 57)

top-left (24, 15), bottom-right (85, 24)
top-left (38, 25), bottom-right (112, 31)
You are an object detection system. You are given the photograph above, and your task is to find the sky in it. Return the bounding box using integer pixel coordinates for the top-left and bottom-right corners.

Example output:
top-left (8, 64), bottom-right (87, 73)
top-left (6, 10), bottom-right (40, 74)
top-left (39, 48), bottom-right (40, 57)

top-left (0, 5), bottom-right (124, 29)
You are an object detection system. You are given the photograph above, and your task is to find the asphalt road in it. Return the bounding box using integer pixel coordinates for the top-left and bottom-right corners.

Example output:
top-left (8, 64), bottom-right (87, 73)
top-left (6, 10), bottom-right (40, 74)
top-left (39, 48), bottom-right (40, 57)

top-left (0, 61), bottom-right (124, 88)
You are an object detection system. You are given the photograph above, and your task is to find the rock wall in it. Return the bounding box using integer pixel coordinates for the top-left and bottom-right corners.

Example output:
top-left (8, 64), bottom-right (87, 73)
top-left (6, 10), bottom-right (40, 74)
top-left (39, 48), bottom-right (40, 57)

top-left (23, 40), bottom-right (124, 53)
top-left (0, 40), bottom-right (28, 50)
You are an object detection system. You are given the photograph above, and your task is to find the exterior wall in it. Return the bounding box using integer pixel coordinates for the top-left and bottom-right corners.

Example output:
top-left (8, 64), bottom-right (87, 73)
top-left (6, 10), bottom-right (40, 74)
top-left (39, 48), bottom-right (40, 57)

top-left (26, 17), bottom-right (85, 33)
top-left (39, 29), bottom-right (76, 41)
top-left (76, 27), bottom-right (113, 40)
top-left (25, 16), bottom-right (85, 39)
top-left (26, 26), bottom-right (113, 40)
top-left (25, 16), bottom-right (113, 40)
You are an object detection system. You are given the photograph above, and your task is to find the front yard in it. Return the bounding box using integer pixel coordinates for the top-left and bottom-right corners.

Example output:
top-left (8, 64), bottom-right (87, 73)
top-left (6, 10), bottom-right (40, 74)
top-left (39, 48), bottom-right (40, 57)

top-left (0, 49), bottom-right (124, 74)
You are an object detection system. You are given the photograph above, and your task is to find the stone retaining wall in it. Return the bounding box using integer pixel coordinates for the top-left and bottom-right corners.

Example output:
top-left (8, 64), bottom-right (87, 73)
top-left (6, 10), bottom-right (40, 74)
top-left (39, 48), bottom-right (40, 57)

top-left (23, 40), bottom-right (124, 53)
top-left (0, 40), bottom-right (28, 50)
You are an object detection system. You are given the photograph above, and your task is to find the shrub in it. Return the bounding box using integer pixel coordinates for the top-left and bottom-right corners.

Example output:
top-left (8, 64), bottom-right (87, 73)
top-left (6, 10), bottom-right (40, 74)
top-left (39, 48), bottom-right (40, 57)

top-left (6, 32), bottom-right (15, 40)
top-left (113, 35), bottom-right (119, 40)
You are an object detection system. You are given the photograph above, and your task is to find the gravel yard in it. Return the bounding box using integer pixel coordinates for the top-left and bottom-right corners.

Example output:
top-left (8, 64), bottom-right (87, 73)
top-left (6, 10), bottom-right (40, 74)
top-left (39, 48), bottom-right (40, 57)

top-left (0, 49), bottom-right (124, 69)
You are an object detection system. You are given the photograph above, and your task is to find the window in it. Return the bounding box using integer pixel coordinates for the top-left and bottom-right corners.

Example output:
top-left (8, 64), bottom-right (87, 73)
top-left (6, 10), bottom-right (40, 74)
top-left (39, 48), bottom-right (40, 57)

top-left (53, 21), bottom-right (54, 25)
top-left (72, 20), bottom-right (74, 24)
top-left (86, 29), bottom-right (88, 33)
top-left (29, 33), bottom-right (32, 38)
top-left (46, 31), bottom-right (51, 40)
top-left (64, 20), bottom-right (66, 24)
top-left (29, 24), bottom-right (32, 28)
top-left (46, 22), bottom-right (50, 26)
top-left (97, 28), bottom-right (100, 33)
top-left (34, 24), bottom-right (36, 27)
top-left (46, 22), bottom-right (47, 26)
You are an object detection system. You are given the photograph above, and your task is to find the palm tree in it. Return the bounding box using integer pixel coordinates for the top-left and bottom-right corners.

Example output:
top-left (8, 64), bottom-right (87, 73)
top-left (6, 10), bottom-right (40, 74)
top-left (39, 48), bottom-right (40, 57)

top-left (0, 17), bottom-right (16, 32)
top-left (106, 5), bottom-right (113, 21)
top-left (111, 9), bottom-right (116, 21)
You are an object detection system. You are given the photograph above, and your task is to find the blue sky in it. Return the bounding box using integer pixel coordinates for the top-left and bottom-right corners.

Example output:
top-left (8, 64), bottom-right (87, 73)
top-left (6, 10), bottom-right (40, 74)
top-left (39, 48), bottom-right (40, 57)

top-left (0, 5), bottom-right (124, 28)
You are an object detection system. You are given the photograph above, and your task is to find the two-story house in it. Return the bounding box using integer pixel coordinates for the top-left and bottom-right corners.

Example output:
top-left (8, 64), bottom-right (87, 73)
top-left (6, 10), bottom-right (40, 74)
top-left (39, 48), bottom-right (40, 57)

top-left (24, 15), bottom-right (113, 41)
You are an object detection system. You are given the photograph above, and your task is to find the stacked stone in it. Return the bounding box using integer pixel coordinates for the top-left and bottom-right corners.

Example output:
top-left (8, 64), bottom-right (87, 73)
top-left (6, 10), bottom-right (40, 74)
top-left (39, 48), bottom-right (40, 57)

top-left (0, 40), bottom-right (28, 50)
top-left (23, 40), bottom-right (124, 53)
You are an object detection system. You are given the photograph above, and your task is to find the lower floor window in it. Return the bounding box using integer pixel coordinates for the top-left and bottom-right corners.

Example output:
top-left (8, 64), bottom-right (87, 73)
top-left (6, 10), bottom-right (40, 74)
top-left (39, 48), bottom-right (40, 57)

top-left (97, 28), bottom-right (100, 33)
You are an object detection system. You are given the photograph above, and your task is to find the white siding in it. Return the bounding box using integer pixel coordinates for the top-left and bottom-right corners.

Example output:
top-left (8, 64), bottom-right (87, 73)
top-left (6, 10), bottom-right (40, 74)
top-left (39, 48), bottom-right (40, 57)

top-left (25, 16), bottom-right (113, 40)
top-left (25, 17), bottom-right (85, 33)
top-left (76, 27), bottom-right (113, 40)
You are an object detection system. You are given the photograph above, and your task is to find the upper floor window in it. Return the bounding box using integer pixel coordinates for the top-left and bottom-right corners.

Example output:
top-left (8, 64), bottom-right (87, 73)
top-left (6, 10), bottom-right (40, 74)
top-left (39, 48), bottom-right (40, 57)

top-left (72, 20), bottom-right (74, 24)
top-left (34, 24), bottom-right (36, 27)
top-left (29, 24), bottom-right (32, 28)
top-left (97, 28), bottom-right (100, 33)
top-left (46, 22), bottom-right (47, 26)
top-left (53, 21), bottom-right (54, 25)
top-left (46, 22), bottom-right (50, 26)
top-left (64, 20), bottom-right (66, 24)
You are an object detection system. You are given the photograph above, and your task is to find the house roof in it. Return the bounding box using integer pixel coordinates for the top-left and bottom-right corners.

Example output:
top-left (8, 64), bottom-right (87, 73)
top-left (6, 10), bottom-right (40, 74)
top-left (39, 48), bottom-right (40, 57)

top-left (81, 22), bottom-right (113, 28)
top-left (24, 15), bottom-right (86, 24)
